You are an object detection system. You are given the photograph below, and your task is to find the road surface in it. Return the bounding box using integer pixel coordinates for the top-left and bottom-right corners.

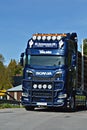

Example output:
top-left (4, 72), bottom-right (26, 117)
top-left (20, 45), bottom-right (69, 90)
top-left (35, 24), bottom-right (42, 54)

top-left (0, 108), bottom-right (87, 130)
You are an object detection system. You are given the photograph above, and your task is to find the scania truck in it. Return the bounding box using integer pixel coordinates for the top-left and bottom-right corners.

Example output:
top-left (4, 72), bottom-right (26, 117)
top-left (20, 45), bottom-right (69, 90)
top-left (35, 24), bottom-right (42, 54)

top-left (20, 33), bottom-right (87, 111)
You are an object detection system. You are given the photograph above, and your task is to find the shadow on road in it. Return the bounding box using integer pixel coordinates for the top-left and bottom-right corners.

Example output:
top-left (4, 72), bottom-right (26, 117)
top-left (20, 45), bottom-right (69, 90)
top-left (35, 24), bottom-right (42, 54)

top-left (34, 107), bottom-right (87, 113)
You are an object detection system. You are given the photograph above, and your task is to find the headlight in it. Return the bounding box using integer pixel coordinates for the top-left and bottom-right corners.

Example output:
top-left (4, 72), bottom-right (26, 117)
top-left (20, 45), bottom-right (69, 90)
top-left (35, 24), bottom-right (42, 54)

top-left (48, 84), bottom-right (52, 89)
top-left (33, 84), bottom-right (37, 89)
top-left (42, 36), bottom-right (46, 40)
top-left (38, 84), bottom-right (42, 89)
top-left (43, 84), bottom-right (47, 89)
top-left (58, 94), bottom-right (67, 99)
top-left (26, 70), bottom-right (33, 79)
top-left (47, 36), bottom-right (51, 41)
top-left (55, 72), bottom-right (62, 79)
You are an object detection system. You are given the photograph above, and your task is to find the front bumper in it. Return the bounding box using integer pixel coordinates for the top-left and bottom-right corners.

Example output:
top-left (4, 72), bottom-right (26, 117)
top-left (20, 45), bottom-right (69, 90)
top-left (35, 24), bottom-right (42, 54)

top-left (21, 96), bottom-right (67, 108)
top-left (22, 79), bottom-right (67, 108)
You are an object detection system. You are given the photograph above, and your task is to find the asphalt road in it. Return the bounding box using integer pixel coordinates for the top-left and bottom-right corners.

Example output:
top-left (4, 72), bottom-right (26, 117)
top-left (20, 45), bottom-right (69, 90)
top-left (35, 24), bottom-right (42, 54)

top-left (0, 108), bottom-right (87, 130)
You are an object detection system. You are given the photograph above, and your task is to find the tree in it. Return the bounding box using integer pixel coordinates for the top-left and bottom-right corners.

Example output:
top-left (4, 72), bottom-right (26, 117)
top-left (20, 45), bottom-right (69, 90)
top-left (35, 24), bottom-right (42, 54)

top-left (7, 59), bottom-right (22, 76)
top-left (0, 55), bottom-right (23, 90)
top-left (0, 58), bottom-right (12, 90)
top-left (0, 62), bottom-right (6, 89)
top-left (0, 54), bottom-right (5, 63)
top-left (7, 59), bottom-right (17, 76)
top-left (0, 54), bottom-right (6, 89)
top-left (83, 39), bottom-right (87, 55)
top-left (14, 62), bottom-right (23, 76)
top-left (7, 59), bottom-right (23, 86)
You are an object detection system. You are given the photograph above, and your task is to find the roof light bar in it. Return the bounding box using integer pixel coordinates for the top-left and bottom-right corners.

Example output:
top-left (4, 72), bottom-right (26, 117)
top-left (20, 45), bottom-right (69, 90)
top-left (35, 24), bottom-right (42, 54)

top-left (33, 33), bottom-right (67, 37)
top-left (32, 33), bottom-right (67, 41)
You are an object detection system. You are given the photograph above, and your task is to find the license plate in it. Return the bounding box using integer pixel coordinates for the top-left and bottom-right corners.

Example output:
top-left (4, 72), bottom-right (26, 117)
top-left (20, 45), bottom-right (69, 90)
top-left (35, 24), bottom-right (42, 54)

top-left (37, 102), bottom-right (47, 106)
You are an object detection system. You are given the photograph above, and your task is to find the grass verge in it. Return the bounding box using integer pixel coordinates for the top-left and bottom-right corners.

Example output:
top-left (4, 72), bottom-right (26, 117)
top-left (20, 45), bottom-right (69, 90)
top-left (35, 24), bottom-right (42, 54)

top-left (0, 103), bottom-right (23, 109)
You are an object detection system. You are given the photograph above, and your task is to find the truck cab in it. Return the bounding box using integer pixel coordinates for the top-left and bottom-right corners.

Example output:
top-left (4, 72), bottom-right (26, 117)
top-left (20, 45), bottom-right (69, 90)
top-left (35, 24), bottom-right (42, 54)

top-left (20, 33), bottom-right (81, 111)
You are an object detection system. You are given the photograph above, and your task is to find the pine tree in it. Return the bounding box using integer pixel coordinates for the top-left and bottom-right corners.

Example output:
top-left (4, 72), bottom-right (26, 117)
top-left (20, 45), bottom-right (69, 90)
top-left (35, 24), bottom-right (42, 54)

top-left (83, 39), bottom-right (87, 55)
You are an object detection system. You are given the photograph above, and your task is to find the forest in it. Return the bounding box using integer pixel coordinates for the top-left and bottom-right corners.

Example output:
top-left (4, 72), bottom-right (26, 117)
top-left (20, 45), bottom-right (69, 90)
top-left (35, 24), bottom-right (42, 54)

top-left (0, 54), bottom-right (22, 90)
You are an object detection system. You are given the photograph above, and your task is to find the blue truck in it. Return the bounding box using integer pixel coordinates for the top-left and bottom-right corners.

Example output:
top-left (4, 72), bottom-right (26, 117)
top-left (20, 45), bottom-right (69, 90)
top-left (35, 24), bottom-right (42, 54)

top-left (20, 33), bottom-right (87, 111)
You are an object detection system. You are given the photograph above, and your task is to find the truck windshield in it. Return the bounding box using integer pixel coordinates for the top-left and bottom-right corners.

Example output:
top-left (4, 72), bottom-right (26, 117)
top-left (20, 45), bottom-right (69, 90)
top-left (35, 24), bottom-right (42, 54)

top-left (27, 55), bottom-right (65, 66)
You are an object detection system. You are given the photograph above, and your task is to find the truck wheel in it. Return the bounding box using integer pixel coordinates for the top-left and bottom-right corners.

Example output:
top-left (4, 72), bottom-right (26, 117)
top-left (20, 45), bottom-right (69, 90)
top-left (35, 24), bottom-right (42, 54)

top-left (25, 106), bottom-right (34, 111)
top-left (85, 98), bottom-right (87, 109)
top-left (69, 96), bottom-right (76, 112)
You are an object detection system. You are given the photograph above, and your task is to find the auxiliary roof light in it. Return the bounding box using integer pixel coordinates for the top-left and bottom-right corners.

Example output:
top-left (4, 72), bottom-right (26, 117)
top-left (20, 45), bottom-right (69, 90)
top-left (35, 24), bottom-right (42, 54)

top-left (47, 36), bottom-right (51, 41)
top-left (32, 35), bottom-right (37, 40)
top-left (57, 36), bottom-right (62, 40)
top-left (52, 36), bottom-right (56, 41)
top-left (37, 36), bottom-right (41, 40)
top-left (42, 36), bottom-right (46, 40)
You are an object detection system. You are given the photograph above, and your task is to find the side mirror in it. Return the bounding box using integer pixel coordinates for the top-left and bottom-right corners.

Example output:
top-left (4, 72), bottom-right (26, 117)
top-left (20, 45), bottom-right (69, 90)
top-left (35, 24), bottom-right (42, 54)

top-left (21, 53), bottom-right (24, 57)
top-left (20, 53), bottom-right (24, 66)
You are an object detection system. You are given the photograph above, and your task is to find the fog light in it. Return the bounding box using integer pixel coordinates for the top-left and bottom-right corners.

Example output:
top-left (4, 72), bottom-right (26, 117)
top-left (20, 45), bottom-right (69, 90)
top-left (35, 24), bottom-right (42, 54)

top-left (38, 84), bottom-right (42, 89)
top-left (22, 92), bottom-right (28, 97)
top-left (43, 84), bottom-right (47, 89)
top-left (33, 84), bottom-right (37, 89)
top-left (57, 99), bottom-right (63, 103)
top-left (48, 84), bottom-right (52, 89)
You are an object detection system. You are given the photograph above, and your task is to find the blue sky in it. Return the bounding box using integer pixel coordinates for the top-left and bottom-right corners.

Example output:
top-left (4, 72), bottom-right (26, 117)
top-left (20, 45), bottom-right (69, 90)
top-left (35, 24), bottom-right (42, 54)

top-left (0, 0), bottom-right (87, 65)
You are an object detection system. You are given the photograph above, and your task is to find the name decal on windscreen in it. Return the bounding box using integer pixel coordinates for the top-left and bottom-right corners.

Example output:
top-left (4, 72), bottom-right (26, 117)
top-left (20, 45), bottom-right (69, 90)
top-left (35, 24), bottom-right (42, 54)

top-left (39, 50), bottom-right (52, 54)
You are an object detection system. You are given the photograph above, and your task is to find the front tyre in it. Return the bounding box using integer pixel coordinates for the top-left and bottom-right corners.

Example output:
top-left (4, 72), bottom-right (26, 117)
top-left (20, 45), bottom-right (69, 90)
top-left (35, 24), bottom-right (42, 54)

top-left (69, 96), bottom-right (76, 112)
top-left (85, 97), bottom-right (87, 110)
top-left (25, 106), bottom-right (35, 111)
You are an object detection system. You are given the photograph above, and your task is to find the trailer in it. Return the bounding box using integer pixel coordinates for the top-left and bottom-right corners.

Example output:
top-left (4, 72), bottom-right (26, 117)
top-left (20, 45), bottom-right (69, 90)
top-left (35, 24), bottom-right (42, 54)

top-left (20, 33), bottom-right (87, 111)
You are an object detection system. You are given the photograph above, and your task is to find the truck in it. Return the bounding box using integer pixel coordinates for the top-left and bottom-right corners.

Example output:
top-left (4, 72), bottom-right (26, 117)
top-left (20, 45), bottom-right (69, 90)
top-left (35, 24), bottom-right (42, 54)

top-left (20, 33), bottom-right (87, 111)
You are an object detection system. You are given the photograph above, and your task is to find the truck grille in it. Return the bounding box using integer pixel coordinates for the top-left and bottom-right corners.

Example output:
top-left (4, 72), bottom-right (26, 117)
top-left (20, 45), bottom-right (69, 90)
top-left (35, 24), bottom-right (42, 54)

top-left (32, 97), bottom-right (52, 102)
top-left (33, 77), bottom-right (54, 81)
top-left (32, 91), bottom-right (52, 97)
top-left (32, 90), bottom-right (53, 103)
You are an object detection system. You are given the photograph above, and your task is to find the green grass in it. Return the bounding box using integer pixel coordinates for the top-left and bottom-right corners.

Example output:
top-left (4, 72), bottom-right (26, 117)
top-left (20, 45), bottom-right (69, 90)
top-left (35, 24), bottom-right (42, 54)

top-left (0, 103), bottom-right (23, 109)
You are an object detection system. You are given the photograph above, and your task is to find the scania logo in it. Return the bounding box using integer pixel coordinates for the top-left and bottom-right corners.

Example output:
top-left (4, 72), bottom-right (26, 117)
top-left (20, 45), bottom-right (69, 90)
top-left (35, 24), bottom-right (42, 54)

top-left (36, 72), bottom-right (52, 76)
